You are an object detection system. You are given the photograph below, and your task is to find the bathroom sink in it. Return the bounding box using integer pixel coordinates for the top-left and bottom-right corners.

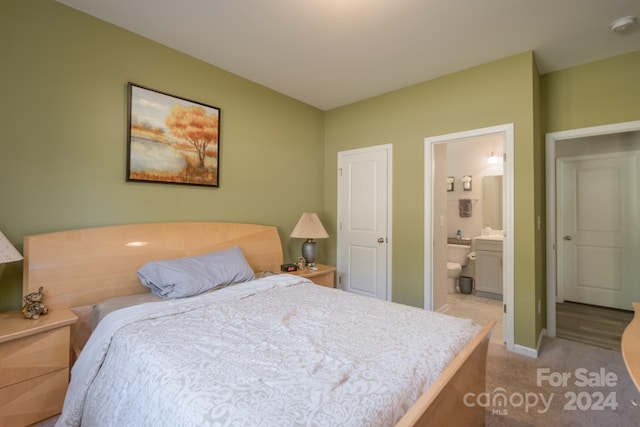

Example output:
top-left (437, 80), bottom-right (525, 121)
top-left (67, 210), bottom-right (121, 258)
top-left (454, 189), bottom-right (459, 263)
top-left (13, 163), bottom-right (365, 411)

top-left (474, 234), bottom-right (503, 252)
top-left (474, 234), bottom-right (503, 241)
top-left (447, 237), bottom-right (471, 245)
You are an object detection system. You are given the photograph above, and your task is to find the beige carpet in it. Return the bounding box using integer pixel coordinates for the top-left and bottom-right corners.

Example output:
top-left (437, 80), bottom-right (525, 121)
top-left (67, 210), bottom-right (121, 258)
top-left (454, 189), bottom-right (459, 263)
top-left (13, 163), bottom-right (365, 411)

top-left (486, 336), bottom-right (640, 426)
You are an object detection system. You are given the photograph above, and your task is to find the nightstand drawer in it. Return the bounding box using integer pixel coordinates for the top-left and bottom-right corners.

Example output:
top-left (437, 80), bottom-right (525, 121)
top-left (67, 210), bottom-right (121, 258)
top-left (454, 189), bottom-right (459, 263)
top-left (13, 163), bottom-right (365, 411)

top-left (288, 264), bottom-right (336, 288)
top-left (308, 271), bottom-right (335, 287)
top-left (0, 326), bottom-right (69, 388)
top-left (0, 368), bottom-right (68, 427)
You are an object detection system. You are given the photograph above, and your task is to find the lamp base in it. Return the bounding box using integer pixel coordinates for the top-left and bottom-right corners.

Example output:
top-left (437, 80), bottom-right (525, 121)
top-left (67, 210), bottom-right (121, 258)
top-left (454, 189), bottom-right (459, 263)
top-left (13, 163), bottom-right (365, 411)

top-left (301, 239), bottom-right (317, 267)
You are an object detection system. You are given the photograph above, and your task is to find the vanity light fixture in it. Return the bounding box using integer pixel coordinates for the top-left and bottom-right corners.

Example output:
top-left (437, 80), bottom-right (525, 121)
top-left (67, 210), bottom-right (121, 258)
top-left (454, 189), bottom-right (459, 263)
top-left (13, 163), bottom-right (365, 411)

top-left (488, 152), bottom-right (500, 165)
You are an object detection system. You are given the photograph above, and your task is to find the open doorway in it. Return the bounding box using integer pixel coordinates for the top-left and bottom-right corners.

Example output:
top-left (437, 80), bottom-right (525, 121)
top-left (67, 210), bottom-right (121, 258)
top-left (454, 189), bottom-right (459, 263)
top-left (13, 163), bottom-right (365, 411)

top-left (545, 120), bottom-right (640, 343)
top-left (424, 124), bottom-right (515, 352)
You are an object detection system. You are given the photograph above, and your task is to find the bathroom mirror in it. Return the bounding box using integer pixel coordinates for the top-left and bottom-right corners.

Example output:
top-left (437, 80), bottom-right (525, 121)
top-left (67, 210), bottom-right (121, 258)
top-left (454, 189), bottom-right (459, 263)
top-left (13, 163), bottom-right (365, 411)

top-left (482, 175), bottom-right (503, 230)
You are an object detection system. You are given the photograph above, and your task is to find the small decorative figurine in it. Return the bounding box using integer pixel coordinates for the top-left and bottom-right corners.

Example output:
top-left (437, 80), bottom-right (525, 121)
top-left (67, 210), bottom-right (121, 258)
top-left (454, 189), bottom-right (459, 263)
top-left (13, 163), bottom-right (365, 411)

top-left (21, 286), bottom-right (49, 319)
top-left (297, 256), bottom-right (306, 271)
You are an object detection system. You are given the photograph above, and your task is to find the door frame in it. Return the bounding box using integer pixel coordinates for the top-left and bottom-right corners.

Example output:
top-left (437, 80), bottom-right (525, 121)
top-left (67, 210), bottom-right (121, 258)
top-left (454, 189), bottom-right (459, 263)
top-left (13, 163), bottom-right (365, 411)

top-left (545, 120), bottom-right (640, 337)
top-left (336, 143), bottom-right (393, 300)
top-left (424, 123), bottom-right (514, 352)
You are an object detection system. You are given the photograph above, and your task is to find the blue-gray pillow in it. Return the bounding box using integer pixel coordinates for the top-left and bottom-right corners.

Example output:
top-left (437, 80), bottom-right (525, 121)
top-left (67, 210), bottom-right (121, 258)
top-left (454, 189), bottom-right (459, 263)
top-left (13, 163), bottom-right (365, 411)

top-left (137, 246), bottom-right (255, 298)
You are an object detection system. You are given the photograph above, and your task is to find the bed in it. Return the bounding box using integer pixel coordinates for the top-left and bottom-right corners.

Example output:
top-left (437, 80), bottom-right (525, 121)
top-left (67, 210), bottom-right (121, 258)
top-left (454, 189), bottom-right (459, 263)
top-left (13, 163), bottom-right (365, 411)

top-left (22, 222), bottom-right (495, 426)
top-left (622, 302), bottom-right (640, 393)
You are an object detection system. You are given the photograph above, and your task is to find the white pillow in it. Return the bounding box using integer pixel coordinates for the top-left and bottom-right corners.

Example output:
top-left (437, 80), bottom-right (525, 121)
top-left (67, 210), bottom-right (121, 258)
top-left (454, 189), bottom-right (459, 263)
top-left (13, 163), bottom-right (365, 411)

top-left (137, 246), bottom-right (255, 298)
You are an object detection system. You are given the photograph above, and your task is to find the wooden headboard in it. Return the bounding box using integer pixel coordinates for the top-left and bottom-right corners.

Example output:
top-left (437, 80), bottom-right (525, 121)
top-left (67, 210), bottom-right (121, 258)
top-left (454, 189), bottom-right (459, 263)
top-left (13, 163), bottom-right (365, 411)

top-left (23, 222), bottom-right (284, 310)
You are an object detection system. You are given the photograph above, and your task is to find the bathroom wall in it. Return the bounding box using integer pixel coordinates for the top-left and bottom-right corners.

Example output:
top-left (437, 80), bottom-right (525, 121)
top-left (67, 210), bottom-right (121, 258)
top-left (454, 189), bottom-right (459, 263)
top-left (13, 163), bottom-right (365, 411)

top-left (446, 134), bottom-right (504, 239)
top-left (440, 133), bottom-right (504, 290)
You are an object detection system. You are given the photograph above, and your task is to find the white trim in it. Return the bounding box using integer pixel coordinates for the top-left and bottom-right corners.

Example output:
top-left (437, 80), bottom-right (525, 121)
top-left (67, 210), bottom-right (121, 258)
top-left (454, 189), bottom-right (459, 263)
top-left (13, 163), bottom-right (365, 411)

top-left (513, 328), bottom-right (546, 358)
top-left (423, 142), bottom-right (434, 311)
top-left (424, 123), bottom-right (515, 352)
top-left (336, 143), bottom-right (393, 301)
top-left (537, 328), bottom-right (547, 354)
top-left (513, 345), bottom-right (538, 358)
top-left (545, 120), bottom-right (640, 337)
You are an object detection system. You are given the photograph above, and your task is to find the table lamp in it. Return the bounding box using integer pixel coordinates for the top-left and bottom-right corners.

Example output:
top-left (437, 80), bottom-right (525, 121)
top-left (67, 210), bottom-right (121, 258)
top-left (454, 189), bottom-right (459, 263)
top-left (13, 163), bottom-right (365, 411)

top-left (0, 230), bottom-right (23, 264)
top-left (290, 213), bottom-right (329, 269)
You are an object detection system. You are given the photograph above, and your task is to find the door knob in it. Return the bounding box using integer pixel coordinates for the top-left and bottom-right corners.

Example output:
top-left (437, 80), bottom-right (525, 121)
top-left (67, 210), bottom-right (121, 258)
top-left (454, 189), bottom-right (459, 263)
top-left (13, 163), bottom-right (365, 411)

top-left (563, 235), bottom-right (572, 241)
top-left (378, 237), bottom-right (385, 243)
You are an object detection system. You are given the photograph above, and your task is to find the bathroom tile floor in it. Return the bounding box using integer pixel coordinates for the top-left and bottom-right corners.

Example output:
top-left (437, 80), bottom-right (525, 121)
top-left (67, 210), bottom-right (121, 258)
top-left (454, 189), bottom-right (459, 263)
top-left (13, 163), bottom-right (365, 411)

top-left (441, 292), bottom-right (505, 346)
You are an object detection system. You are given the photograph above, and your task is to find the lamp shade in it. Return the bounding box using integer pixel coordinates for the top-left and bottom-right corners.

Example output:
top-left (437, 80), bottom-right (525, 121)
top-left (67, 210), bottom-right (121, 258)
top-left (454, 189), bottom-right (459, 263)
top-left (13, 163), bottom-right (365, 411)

top-left (0, 230), bottom-right (23, 263)
top-left (290, 213), bottom-right (329, 239)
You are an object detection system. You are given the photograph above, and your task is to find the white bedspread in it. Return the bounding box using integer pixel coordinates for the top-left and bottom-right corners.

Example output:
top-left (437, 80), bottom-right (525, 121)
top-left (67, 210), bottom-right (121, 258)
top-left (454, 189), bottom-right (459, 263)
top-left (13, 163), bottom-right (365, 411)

top-left (56, 275), bottom-right (480, 427)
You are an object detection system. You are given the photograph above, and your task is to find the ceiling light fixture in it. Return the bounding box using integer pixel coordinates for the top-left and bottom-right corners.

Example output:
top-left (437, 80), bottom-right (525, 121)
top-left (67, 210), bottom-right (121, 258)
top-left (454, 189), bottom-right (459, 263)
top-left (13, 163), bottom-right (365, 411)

top-left (609, 16), bottom-right (637, 34)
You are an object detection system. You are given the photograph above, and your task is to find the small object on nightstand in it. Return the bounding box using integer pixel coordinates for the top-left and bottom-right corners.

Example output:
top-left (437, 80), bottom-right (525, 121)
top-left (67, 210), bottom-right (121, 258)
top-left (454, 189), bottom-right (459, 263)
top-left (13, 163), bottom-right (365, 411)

top-left (296, 257), bottom-right (306, 271)
top-left (281, 264), bottom-right (298, 272)
top-left (21, 286), bottom-right (49, 319)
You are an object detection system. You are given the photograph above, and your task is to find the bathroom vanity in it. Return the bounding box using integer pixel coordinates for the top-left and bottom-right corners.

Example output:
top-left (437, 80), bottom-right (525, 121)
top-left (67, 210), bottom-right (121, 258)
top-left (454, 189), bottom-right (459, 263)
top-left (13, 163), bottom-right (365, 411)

top-left (474, 235), bottom-right (503, 299)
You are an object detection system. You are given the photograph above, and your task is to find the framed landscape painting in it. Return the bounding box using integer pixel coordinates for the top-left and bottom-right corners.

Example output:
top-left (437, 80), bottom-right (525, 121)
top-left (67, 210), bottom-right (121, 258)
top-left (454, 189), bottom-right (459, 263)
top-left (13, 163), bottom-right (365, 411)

top-left (127, 83), bottom-right (221, 187)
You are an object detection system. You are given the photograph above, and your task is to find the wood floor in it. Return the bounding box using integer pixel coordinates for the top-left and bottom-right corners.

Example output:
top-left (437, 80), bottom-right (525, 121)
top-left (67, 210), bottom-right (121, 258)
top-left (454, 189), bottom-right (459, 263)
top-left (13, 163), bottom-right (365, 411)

top-left (556, 301), bottom-right (634, 351)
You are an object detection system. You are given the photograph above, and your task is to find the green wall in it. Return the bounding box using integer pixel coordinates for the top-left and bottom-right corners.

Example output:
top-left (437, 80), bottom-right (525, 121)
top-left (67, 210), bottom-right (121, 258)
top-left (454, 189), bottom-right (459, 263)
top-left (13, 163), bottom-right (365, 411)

top-left (2, 0), bottom-right (638, 353)
top-left (322, 50), bottom-right (639, 350)
top-left (542, 51), bottom-right (640, 132)
top-left (0, 0), bottom-right (325, 311)
top-left (324, 52), bottom-right (543, 348)
top-left (540, 51), bottom-right (639, 346)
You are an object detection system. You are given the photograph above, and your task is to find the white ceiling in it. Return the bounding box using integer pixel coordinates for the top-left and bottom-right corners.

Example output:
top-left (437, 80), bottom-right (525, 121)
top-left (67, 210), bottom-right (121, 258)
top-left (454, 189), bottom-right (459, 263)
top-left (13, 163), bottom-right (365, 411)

top-left (57, 0), bottom-right (639, 110)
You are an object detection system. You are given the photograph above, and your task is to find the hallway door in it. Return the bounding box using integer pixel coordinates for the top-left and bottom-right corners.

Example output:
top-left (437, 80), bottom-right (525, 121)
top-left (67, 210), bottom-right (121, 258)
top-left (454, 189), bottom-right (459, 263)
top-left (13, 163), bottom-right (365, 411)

top-left (337, 145), bottom-right (391, 300)
top-left (557, 153), bottom-right (639, 310)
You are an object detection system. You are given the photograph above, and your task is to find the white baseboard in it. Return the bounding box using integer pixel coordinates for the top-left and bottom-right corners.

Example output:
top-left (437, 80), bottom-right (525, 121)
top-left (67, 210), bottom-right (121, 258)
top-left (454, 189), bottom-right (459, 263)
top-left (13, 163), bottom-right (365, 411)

top-left (512, 328), bottom-right (547, 358)
top-left (537, 328), bottom-right (547, 354)
top-left (513, 344), bottom-right (537, 358)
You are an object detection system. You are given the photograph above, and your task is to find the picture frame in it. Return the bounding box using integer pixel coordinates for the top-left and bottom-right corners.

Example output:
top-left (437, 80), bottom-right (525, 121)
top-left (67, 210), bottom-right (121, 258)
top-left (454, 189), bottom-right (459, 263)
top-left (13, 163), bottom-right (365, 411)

top-left (447, 176), bottom-right (454, 192)
top-left (127, 83), bottom-right (221, 187)
top-left (462, 175), bottom-right (472, 191)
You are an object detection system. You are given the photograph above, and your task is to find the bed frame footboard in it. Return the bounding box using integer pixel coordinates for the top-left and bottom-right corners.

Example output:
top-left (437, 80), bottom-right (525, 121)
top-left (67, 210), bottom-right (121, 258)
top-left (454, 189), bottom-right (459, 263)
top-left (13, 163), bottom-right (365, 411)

top-left (396, 320), bottom-right (496, 427)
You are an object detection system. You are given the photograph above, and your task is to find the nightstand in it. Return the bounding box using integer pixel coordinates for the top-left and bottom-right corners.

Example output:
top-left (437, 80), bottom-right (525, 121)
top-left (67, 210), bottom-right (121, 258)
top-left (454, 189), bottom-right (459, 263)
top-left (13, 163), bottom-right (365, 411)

top-left (0, 309), bottom-right (77, 427)
top-left (289, 264), bottom-right (336, 288)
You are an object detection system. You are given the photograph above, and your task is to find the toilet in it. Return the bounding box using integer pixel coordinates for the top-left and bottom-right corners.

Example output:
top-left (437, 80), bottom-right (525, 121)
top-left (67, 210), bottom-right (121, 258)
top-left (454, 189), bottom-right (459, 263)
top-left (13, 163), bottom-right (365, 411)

top-left (447, 243), bottom-right (471, 293)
